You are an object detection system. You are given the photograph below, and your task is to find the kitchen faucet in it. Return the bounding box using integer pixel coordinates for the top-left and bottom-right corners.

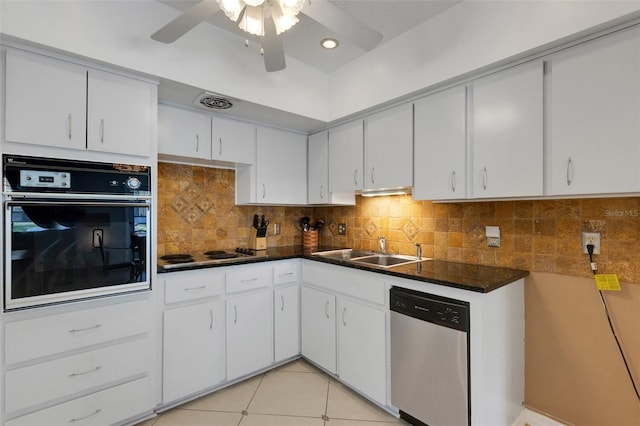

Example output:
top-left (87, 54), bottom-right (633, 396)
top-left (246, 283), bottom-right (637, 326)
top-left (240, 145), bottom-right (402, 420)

top-left (378, 236), bottom-right (387, 254)
top-left (415, 243), bottom-right (422, 260)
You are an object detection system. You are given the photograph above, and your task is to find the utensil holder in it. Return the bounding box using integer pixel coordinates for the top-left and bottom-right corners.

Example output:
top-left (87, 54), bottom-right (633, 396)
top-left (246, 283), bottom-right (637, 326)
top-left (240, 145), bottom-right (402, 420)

top-left (302, 230), bottom-right (319, 250)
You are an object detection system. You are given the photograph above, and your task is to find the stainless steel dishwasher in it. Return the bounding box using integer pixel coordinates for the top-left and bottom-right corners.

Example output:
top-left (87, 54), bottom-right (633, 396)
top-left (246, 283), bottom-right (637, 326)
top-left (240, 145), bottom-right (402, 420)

top-left (390, 287), bottom-right (470, 426)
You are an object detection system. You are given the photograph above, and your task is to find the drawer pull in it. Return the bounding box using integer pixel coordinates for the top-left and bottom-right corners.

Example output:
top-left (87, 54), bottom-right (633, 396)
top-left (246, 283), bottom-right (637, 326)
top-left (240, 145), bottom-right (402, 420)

top-left (279, 272), bottom-right (294, 277)
top-left (68, 324), bottom-right (102, 334)
top-left (184, 286), bottom-right (206, 292)
top-left (69, 366), bottom-right (102, 378)
top-left (69, 408), bottom-right (102, 423)
top-left (241, 278), bottom-right (258, 283)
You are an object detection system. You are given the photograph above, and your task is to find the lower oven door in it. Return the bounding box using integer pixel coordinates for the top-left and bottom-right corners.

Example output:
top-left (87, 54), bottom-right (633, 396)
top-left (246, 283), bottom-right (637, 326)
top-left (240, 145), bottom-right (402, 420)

top-left (5, 199), bottom-right (151, 310)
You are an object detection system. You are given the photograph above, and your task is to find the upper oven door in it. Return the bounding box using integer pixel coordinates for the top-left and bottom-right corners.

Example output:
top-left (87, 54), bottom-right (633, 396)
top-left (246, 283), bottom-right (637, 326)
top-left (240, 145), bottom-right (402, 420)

top-left (4, 199), bottom-right (151, 310)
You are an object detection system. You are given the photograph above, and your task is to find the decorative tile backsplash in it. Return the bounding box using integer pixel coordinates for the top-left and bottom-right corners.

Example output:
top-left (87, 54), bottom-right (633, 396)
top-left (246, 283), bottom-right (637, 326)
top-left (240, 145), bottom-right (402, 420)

top-left (158, 162), bottom-right (639, 283)
top-left (157, 163), bottom-right (314, 256)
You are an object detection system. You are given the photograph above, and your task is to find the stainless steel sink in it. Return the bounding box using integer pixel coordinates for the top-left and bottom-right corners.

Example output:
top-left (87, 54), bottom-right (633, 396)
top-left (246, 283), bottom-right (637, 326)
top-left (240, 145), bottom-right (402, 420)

top-left (312, 249), bottom-right (430, 269)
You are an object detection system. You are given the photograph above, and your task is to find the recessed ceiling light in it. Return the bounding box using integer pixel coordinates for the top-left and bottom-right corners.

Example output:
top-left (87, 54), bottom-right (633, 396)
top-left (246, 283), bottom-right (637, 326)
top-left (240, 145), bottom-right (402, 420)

top-left (321, 38), bottom-right (339, 49)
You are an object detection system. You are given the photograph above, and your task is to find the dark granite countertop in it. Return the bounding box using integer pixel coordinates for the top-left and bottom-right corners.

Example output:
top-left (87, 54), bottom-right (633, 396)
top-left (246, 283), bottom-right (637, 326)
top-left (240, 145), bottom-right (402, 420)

top-left (158, 245), bottom-right (528, 293)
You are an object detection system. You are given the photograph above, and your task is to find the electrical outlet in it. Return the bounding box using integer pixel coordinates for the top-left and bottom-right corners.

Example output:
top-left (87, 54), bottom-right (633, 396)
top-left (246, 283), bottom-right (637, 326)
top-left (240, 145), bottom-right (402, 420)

top-left (487, 237), bottom-right (500, 248)
top-left (92, 229), bottom-right (104, 248)
top-left (582, 232), bottom-right (601, 254)
top-left (338, 223), bottom-right (347, 235)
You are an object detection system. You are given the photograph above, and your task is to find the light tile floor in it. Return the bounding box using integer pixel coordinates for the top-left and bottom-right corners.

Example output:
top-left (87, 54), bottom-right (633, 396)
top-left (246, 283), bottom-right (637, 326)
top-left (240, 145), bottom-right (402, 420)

top-left (140, 359), bottom-right (407, 426)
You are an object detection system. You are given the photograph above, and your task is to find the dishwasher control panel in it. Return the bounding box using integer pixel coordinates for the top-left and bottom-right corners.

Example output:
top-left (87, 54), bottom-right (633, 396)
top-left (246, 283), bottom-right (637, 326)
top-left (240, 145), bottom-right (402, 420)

top-left (390, 287), bottom-right (469, 332)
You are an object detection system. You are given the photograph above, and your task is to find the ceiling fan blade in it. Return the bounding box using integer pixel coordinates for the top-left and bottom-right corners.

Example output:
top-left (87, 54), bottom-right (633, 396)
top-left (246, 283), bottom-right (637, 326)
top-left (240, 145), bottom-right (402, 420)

top-left (302, 1), bottom-right (383, 51)
top-left (262, 19), bottom-right (286, 72)
top-left (151, 0), bottom-right (221, 43)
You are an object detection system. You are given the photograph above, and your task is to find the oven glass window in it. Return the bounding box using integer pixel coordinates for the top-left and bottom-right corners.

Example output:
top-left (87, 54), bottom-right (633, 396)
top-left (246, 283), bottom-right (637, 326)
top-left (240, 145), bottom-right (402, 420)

top-left (8, 202), bottom-right (149, 302)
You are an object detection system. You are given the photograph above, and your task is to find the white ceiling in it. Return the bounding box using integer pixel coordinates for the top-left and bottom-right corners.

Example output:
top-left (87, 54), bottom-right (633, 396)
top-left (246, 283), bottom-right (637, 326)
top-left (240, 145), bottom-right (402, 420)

top-left (160, 0), bottom-right (461, 73)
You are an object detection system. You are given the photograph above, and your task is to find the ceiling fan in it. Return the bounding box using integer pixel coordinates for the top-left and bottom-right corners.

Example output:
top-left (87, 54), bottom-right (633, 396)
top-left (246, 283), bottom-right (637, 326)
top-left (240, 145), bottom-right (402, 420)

top-left (151, 0), bottom-right (383, 72)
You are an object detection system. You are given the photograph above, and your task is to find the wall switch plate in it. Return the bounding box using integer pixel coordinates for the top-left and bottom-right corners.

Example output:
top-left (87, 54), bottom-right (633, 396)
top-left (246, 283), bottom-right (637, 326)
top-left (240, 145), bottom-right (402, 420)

top-left (582, 232), bottom-right (601, 254)
top-left (92, 229), bottom-right (104, 248)
top-left (338, 223), bottom-right (347, 235)
top-left (273, 223), bottom-right (281, 235)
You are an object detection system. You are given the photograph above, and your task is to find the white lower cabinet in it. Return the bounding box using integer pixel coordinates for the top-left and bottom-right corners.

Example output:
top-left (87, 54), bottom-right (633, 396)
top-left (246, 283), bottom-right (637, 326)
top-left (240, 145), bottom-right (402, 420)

top-left (301, 262), bottom-right (387, 406)
top-left (274, 285), bottom-right (300, 362)
top-left (301, 286), bottom-right (337, 374)
top-left (226, 290), bottom-right (274, 381)
top-left (337, 298), bottom-right (387, 405)
top-left (162, 300), bottom-right (226, 404)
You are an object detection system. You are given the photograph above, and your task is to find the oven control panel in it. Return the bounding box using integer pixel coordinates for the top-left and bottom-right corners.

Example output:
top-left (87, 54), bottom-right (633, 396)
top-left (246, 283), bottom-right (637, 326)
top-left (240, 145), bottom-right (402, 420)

top-left (20, 170), bottom-right (71, 188)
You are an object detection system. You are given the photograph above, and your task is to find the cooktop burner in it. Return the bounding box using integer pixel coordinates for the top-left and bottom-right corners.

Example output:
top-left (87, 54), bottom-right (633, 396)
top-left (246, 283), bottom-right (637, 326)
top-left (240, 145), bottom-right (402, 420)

top-left (158, 249), bottom-right (265, 270)
top-left (205, 251), bottom-right (239, 260)
top-left (160, 254), bottom-right (194, 264)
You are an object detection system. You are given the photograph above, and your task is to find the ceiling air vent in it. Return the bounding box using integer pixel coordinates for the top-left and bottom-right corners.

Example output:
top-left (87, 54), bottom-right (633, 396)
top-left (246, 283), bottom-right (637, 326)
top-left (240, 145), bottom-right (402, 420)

top-left (193, 92), bottom-right (235, 110)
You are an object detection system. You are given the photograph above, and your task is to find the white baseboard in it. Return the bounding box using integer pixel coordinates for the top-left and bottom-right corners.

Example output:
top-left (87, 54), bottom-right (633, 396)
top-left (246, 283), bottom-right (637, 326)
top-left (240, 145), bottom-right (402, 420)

top-left (512, 408), bottom-right (568, 426)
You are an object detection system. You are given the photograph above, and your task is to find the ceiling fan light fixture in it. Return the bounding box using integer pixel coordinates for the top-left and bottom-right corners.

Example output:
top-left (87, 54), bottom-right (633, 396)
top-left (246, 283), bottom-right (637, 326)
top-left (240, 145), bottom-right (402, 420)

top-left (238, 5), bottom-right (265, 36)
top-left (321, 38), bottom-right (339, 49)
top-left (218, 0), bottom-right (245, 21)
top-left (271, 2), bottom-right (299, 35)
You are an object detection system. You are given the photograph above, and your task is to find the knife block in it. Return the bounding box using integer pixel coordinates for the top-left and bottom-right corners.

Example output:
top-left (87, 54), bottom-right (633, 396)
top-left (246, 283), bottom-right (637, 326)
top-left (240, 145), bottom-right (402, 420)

top-left (249, 229), bottom-right (267, 250)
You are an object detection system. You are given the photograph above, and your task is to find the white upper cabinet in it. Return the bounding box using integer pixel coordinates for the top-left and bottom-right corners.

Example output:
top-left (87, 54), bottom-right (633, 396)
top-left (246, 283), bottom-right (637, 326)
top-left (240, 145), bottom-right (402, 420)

top-left (237, 126), bottom-right (307, 204)
top-left (158, 104), bottom-right (212, 159)
top-left (5, 49), bottom-right (87, 151)
top-left (470, 61), bottom-right (544, 198)
top-left (548, 26), bottom-right (640, 195)
top-left (364, 103), bottom-right (413, 191)
top-left (308, 131), bottom-right (355, 205)
top-left (413, 85), bottom-right (467, 200)
top-left (211, 116), bottom-right (256, 164)
top-left (329, 120), bottom-right (364, 193)
top-left (5, 49), bottom-right (154, 157)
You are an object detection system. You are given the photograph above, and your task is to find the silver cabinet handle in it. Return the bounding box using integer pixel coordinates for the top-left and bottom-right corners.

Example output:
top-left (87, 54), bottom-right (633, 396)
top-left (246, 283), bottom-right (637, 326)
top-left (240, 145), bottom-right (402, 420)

top-left (320, 185), bottom-right (324, 199)
top-left (262, 183), bottom-right (266, 199)
top-left (280, 294), bottom-right (285, 312)
top-left (481, 166), bottom-right (488, 191)
top-left (567, 157), bottom-right (574, 186)
top-left (451, 170), bottom-right (457, 193)
top-left (184, 285), bottom-right (206, 292)
top-left (196, 134), bottom-right (200, 152)
top-left (325, 300), bottom-right (330, 319)
top-left (69, 409), bottom-right (102, 423)
top-left (99, 118), bottom-right (105, 144)
top-left (69, 324), bottom-right (102, 334)
top-left (234, 305), bottom-right (238, 324)
top-left (353, 169), bottom-right (358, 186)
top-left (69, 366), bottom-right (102, 378)
top-left (342, 307), bottom-right (347, 326)
top-left (209, 309), bottom-right (214, 330)
top-left (241, 277), bottom-right (258, 283)
top-left (219, 138), bottom-right (223, 156)
top-left (67, 114), bottom-right (72, 140)
top-left (371, 167), bottom-right (375, 184)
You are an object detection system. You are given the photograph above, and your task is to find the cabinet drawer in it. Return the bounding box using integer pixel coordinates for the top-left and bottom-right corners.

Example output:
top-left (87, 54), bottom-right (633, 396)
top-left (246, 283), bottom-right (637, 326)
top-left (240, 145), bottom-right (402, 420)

top-left (164, 270), bottom-right (225, 304)
top-left (5, 338), bottom-right (149, 414)
top-left (5, 377), bottom-right (151, 426)
top-left (273, 261), bottom-right (299, 285)
top-left (5, 300), bottom-right (150, 365)
top-left (302, 262), bottom-right (385, 305)
top-left (226, 264), bottom-right (272, 294)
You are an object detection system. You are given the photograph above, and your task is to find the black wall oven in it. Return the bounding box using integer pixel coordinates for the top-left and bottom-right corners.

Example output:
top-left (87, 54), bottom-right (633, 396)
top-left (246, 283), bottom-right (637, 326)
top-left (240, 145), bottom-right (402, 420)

top-left (3, 155), bottom-right (152, 310)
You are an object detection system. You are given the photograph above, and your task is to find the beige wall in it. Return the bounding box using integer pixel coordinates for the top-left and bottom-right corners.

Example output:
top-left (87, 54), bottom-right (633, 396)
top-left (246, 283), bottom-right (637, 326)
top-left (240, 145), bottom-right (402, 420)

top-left (158, 162), bottom-right (640, 424)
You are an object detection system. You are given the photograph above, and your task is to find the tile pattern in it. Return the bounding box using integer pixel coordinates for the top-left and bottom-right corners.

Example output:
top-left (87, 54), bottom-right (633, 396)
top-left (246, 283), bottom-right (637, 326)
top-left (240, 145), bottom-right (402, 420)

top-left (137, 359), bottom-right (405, 426)
top-left (158, 163), bottom-right (315, 256)
top-left (315, 196), bottom-right (640, 284)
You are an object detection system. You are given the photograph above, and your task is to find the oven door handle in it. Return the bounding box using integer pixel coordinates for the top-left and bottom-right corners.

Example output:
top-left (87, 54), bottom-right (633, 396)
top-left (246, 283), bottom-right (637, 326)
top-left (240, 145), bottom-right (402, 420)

top-left (5, 200), bottom-right (150, 208)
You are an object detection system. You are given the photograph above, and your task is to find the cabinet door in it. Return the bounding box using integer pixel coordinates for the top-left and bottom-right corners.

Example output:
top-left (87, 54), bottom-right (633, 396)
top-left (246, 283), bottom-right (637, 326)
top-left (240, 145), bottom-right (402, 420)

top-left (163, 300), bottom-right (226, 403)
top-left (301, 286), bottom-right (336, 374)
top-left (549, 26), bottom-right (640, 195)
top-left (5, 49), bottom-right (87, 150)
top-left (329, 120), bottom-right (364, 192)
top-left (158, 104), bottom-right (212, 159)
top-left (471, 61), bottom-right (543, 198)
top-left (87, 69), bottom-right (153, 157)
top-left (211, 116), bottom-right (256, 164)
top-left (226, 291), bottom-right (273, 380)
top-left (308, 131), bottom-right (329, 204)
top-left (274, 286), bottom-right (300, 362)
top-left (365, 104), bottom-right (413, 190)
top-left (337, 298), bottom-right (387, 405)
top-left (256, 127), bottom-right (307, 204)
top-left (414, 86), bottom-right (467, 200)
